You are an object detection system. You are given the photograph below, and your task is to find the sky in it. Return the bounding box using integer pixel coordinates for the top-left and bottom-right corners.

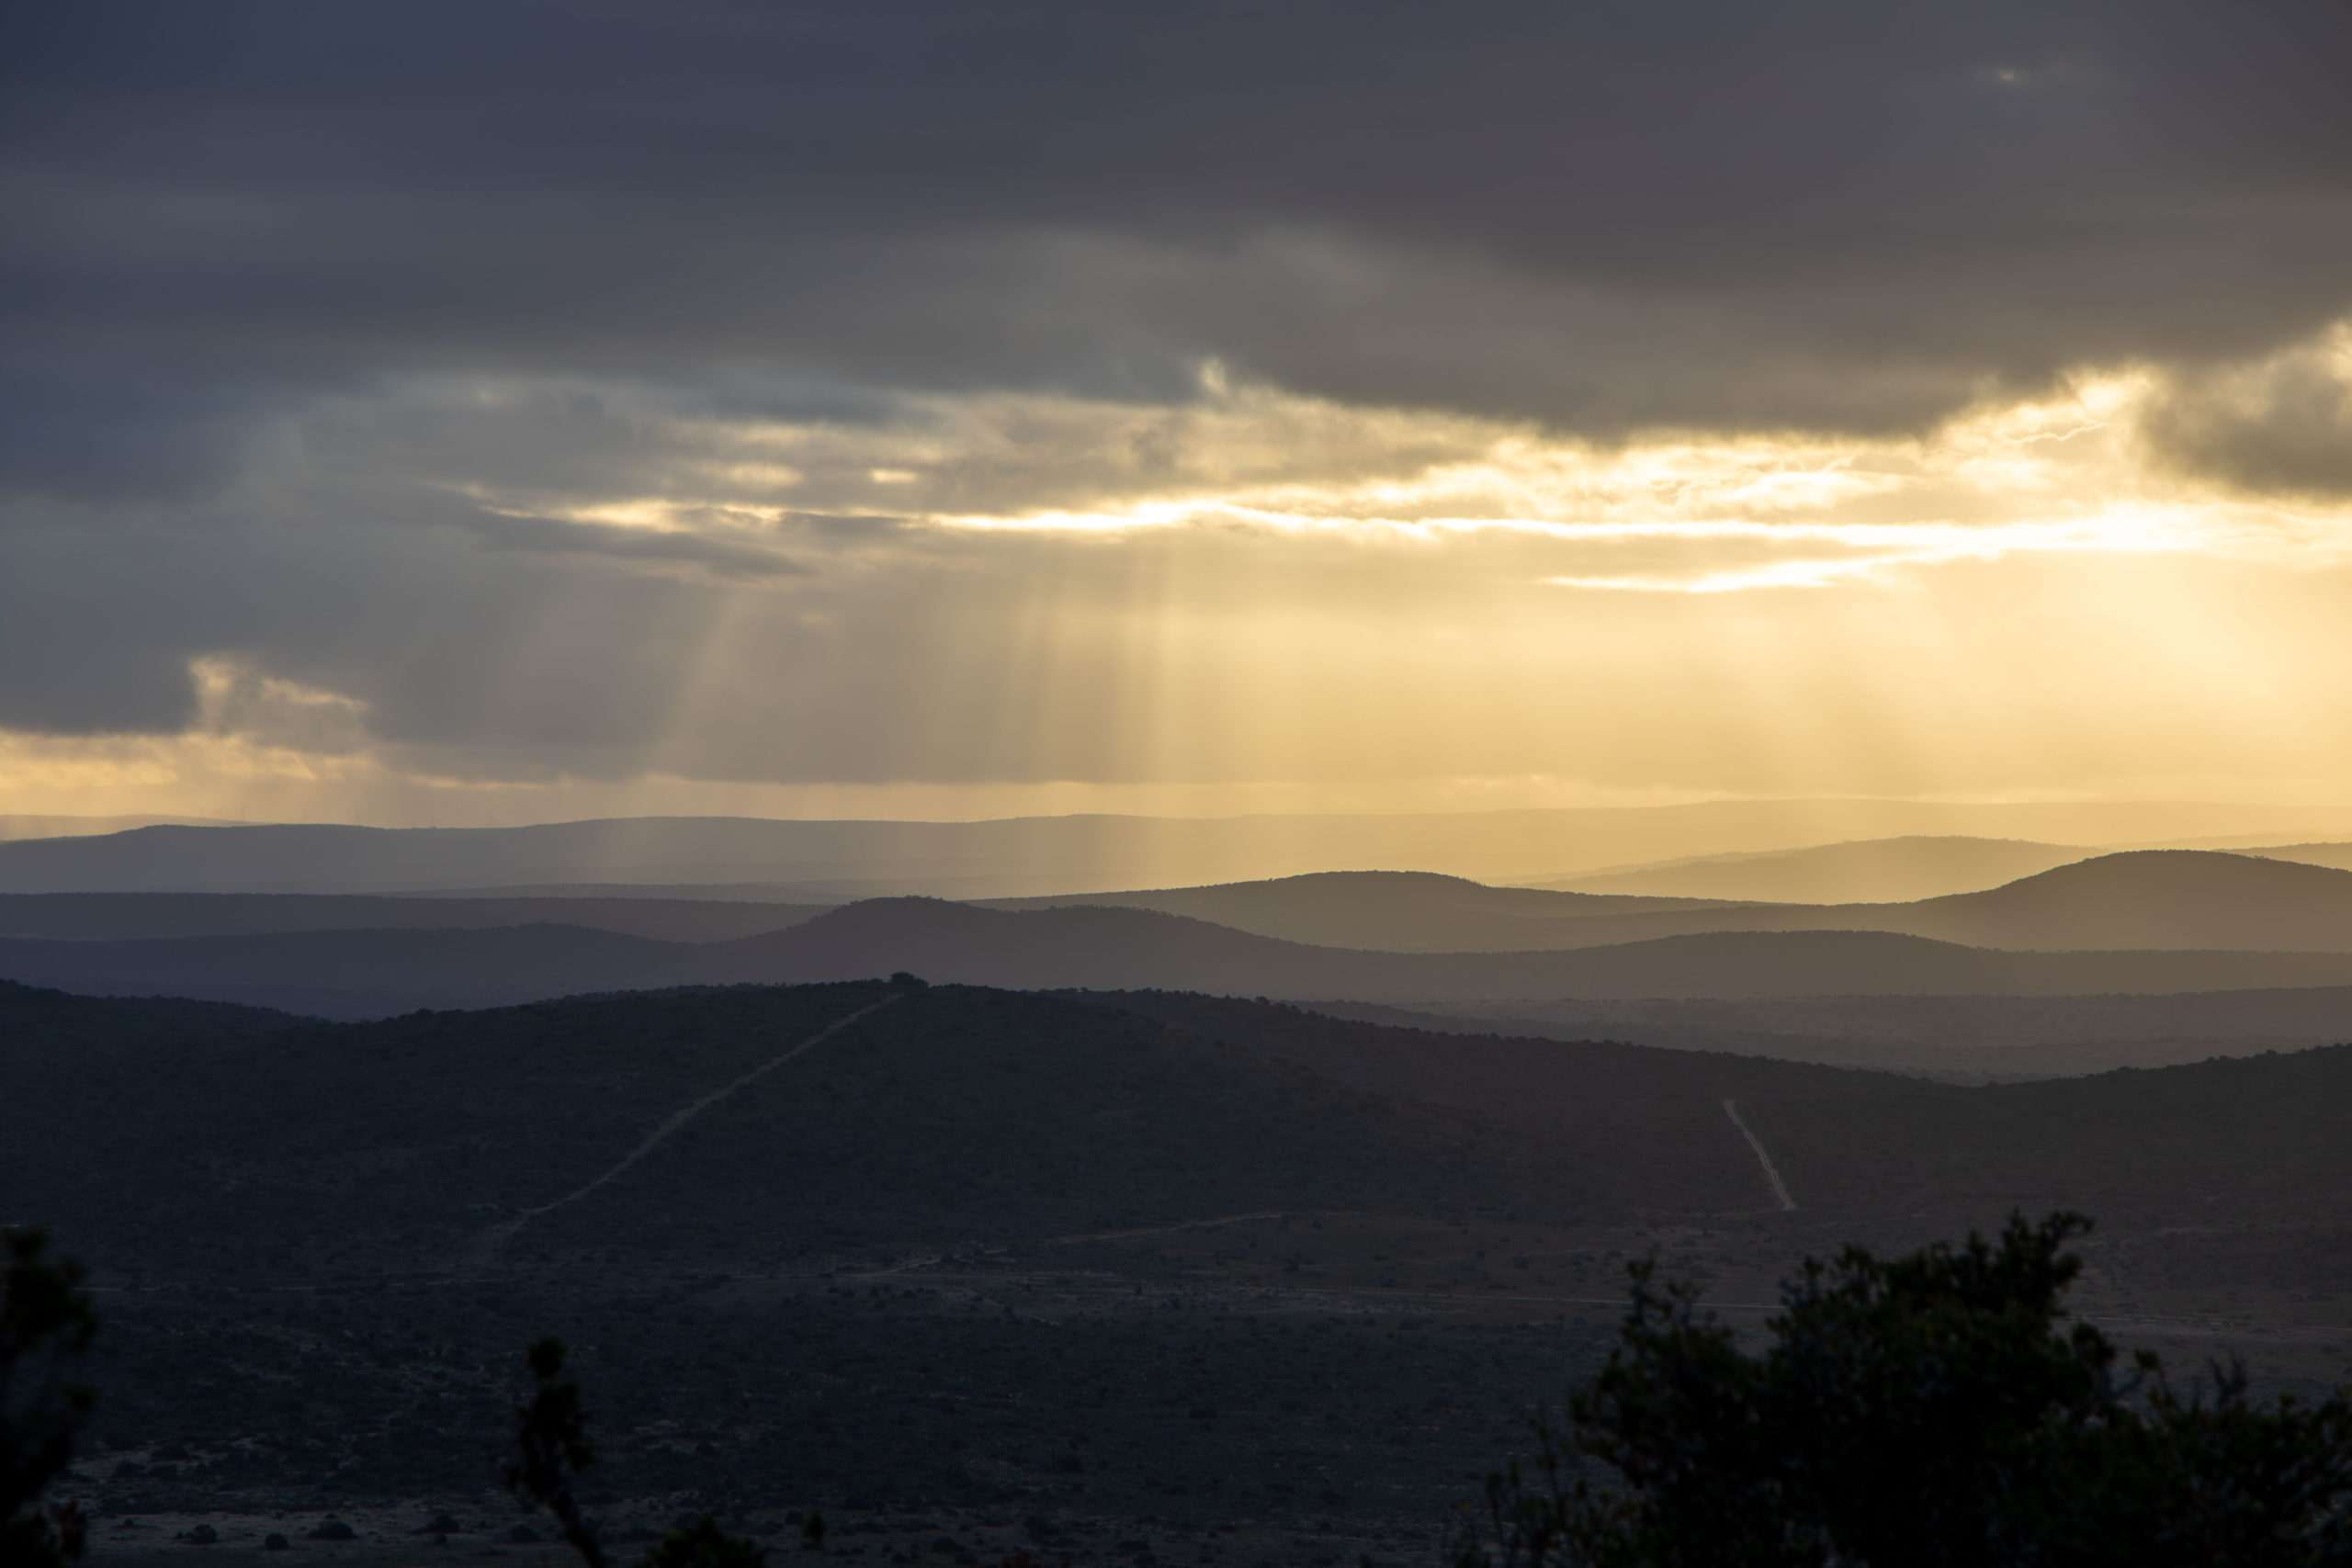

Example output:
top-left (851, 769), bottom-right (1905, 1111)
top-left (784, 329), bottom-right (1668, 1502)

top-left (6, 2), bottom-right (2352, 828)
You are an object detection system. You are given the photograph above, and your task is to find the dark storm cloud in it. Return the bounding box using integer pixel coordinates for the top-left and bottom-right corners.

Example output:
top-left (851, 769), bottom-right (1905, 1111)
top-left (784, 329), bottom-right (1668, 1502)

top-left (7, 1), bottom-right (2352, 438)
top-left (0, 502), bottom-right (759, 756)
top-left (0, 355), bottom-right (280, 505)
top-left (2141, 334), bottom-right (2352, 499)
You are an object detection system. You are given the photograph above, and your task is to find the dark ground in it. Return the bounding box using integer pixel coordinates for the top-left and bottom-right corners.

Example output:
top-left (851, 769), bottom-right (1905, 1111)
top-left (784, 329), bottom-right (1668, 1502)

top-left (14, 977), bottom-right (2351, 1566)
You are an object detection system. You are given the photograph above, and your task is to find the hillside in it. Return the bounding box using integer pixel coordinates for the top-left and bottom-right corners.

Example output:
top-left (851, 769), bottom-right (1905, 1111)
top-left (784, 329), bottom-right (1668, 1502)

top-left (16, 979), bottom-right (2352, 1536)
top-left (9, 979), bottom-right (1664, 1531)
top-left (2, 980), bottom-right (1640, 1280)
top-left (1100, 993), bottom-right (2352, 1256)
top-left (1047, 852), bottom-right (2352, 955)
top-left (1566, 850), bottom-right (2352, 953)
top-left (1545, 836), bottom-right (2092, 904)
top-left (982, 869), bottom-right (1746, 950)
top-left (0, 976), bottom-right (300, 1054)
top-left (2249, 841), bottom-right (2352, 874)
top-left (1873, 850), bottom-right (2352, 951)
top-left (12, 979), bottom-right (2352, 1290)
top-left (1312, 987), bottom-right (2352, 1081)
top-left (18, 898), bottom-right (2352, 1017)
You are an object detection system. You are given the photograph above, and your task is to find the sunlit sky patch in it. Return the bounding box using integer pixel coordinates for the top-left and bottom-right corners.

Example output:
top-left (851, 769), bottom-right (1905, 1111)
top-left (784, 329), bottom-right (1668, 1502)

top-left (413, 363), bottom-right (2352, 593)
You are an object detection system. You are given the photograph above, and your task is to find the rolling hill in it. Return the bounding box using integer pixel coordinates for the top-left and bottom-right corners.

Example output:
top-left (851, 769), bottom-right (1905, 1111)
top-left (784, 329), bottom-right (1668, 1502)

top-left (46, 975), bottom-right (2352, 1537)
top-left (0, 974), bottom-right (302, 1055)
top-left (0, 978), bottom-right (1623, 1279)
top-left (1869, 850), bottom-right (2352, 951)
top-left (717, 897), bottom-right (2352, 999)
top-left (15, 976), bottom-right (2352, 1536)
top-left (17, 895), bottom-right (2352, 1018)
top-left (2247, 841), bottom-right (2352, 874)
top-left (1542, 835), bottom-right (2094, 904)
top-left (981, 869), bottom-right (1746, 950)
top-left (998, 852), bottom-right (2352, 954)
top-left (1102, 992), bottom-right (2352, 1258)
top-left (11, 977), bottom-right (2352, 1292)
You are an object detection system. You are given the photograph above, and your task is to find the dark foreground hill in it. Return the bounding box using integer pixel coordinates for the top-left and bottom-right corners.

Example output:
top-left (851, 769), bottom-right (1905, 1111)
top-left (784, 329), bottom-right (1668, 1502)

top-left (12, 976), bottom-right (2352, 1292)
top-left (16, 978), bottom-right (2352, 1540)
top-left (15, 895), bottom-right (2352, 1018)
top-left (2, 977), bottom-right (1710, 1280)
top-left (0, 976), bottom-right (301, 1053)
top-left (1098, 993), bottom-right (2352, 1265)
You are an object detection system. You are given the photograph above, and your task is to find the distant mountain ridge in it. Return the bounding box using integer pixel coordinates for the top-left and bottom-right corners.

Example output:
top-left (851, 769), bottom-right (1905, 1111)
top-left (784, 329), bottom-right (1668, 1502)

top-left (6, 802), bottom-right (2350, 894)
top-left (16, 893), bottom-right (2352, 1020)
top-left (977, 852), bottom-right (2352, 954)
top-left (0, 890), bottom-right (828, 942)
top-left (0, 814), bottom-right (239, 842)
top-left (16, 853), bottom-right (2351, 956)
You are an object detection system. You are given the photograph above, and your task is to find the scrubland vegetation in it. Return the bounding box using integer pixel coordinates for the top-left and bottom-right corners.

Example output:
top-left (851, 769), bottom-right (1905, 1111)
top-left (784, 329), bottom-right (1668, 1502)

top-left (7, 972), bottom-right (2352, 1564)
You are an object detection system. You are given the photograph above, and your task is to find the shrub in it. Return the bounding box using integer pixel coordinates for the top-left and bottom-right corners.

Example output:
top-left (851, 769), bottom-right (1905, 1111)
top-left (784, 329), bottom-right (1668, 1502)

top-left (0, 1229), bottom-right (96, 1568)
top-left (1463, 1213), bottom-right (2352, 1568)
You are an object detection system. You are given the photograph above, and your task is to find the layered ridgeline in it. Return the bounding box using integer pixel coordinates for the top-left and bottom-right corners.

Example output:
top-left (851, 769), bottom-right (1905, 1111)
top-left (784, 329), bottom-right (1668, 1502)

top-left (6, 804), bottom-right (2352, 896)
top-left (17, 900), bottom-right (2352, 1021)
top-left (17, 850), bottom-right (2352, 958)
top-left (7, 852), bottom-right (2352, 1079)
top-left (995, 852), bottom-right (2352, 953)
top-left (15, 855), bottom-right (2352, 1020)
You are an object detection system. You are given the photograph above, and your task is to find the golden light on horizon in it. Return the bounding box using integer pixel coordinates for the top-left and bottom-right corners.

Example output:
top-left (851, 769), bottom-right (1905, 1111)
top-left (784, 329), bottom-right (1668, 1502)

top-left (7, 331), bottom-right (2352, 831)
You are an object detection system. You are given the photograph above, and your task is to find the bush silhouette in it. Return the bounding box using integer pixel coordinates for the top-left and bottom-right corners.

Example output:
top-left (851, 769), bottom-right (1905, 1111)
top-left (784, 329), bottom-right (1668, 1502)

top-left (508, 1337), bottom-right (769, 1568)
top-left (1463, 1213), bottom-right (2352, 1568)
top-left (12, 1213), bottom-right (2352, 1568)
top-left (0, 1229), bottom-right (96, 1568)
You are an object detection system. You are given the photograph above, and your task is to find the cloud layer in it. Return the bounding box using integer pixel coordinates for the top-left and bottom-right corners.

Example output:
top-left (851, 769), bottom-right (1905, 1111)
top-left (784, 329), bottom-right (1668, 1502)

top-left (7, 3), bottom-right (2352, 819)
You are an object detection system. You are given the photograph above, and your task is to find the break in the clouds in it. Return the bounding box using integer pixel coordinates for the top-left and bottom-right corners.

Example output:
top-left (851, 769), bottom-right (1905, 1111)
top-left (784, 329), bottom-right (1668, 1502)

top-left (6, 2), bottom-right (2352, 821)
